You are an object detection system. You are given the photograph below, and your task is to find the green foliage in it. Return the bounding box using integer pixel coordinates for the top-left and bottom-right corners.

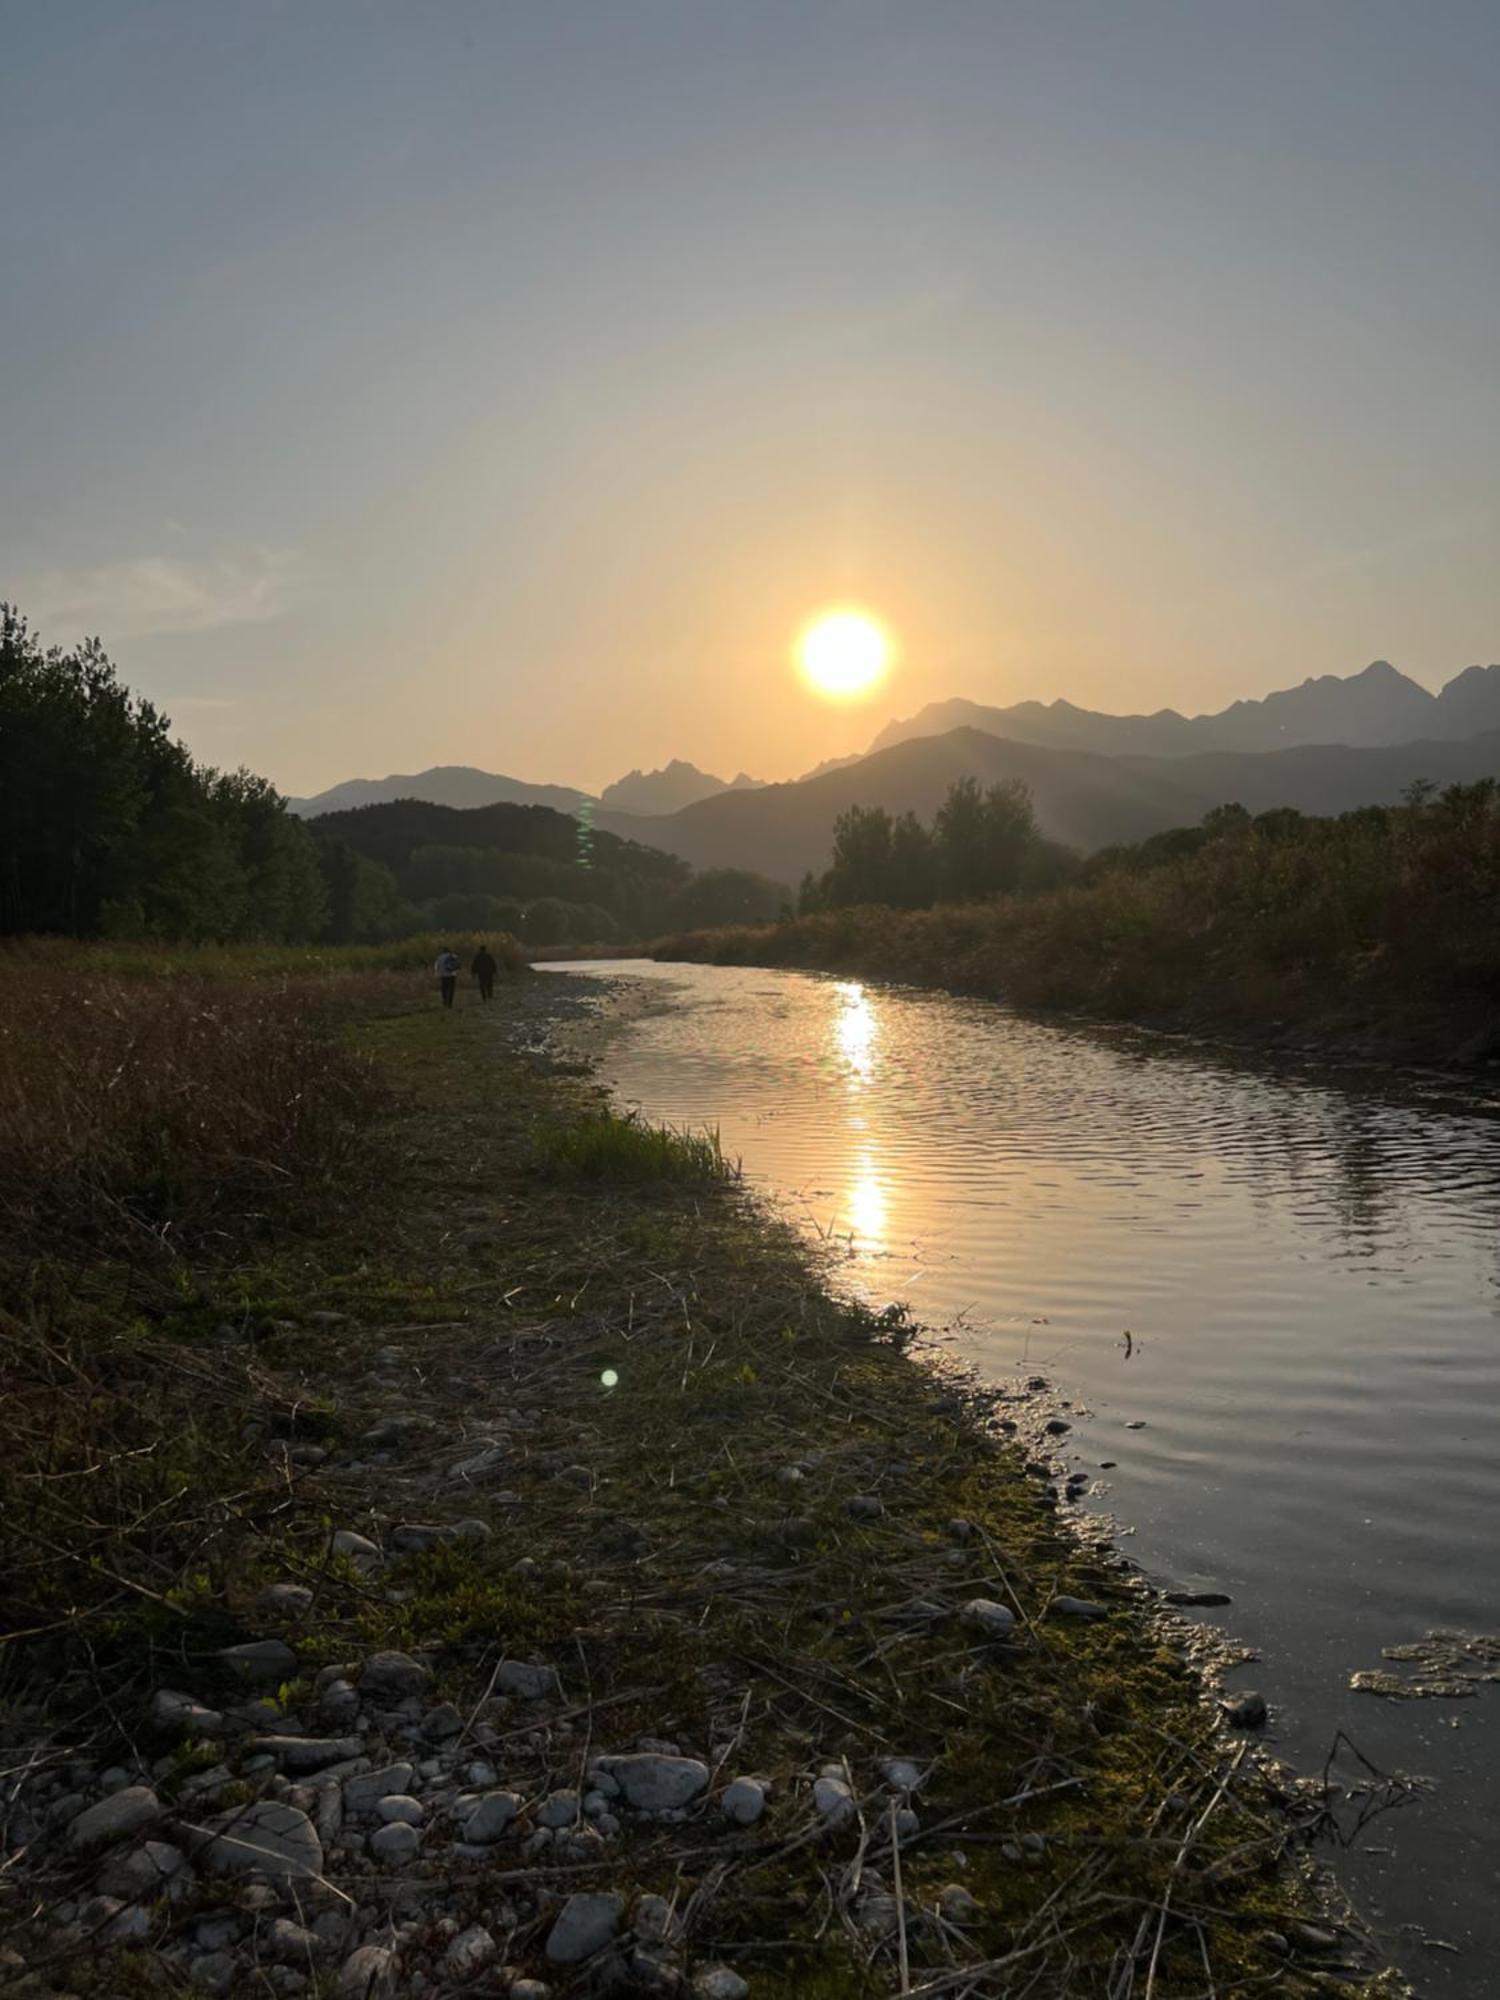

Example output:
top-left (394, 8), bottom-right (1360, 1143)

top-left (810, 777), bottom-right (1052, 910)
top-left (532, 1108), bottom-right (735, 1184)
top-left (1, 605), bottom-right (327, 943)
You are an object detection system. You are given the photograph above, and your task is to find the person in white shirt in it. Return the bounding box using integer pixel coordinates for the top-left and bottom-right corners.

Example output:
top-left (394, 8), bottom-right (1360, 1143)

top-left (434, 947), bottom-right (461, 1009)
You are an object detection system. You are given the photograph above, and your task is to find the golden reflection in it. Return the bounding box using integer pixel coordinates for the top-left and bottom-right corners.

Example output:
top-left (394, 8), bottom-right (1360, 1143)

top-left (834, 980), bottom-right (876, 1083)
top-left (845, 1152), bottom-right (888, 1249)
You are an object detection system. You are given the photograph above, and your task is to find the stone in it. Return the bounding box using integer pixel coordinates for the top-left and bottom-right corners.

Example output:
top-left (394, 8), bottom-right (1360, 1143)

top-left (893, 1806), bottom-right (920, 1841)
top-left (330, 1530), bottom-right (384, 1569)
top-left (375, 1795), bottom-right (425, 1826)
top-left (938, 1882), bottom-right (980, 1923)
top-left (318, 1679), bottom-right (361, 1727)
top-left (255, 1736), bottom-right (362, 1774)
top-left (199, 1800), bottom-right (323, 1887)
top-left (597, 1754), bottom-right (709, 1813)
top-left (196, 1914), bottom-right (243, 1952)
top-left (495, 1658), bottom-right (559, 1702)
top-left (856, 1891), bottom-right (900, 1939)
top-left (95, 1840), bottom-right (188, 1901)
top-left (1044, 1418), bottom-right (1071, 1435)
top-left (443, 1924), bottom-right (497, 1981)
top-left (721, 1777), bottom-right (767, 1826)
top-left (150, 1685), bottom-right (226, 1735)
top-left (694, 1969), bottom-right (749, 2000)
top-left (344, 1765), bottom-right (415, 1815)
top-left (511, 1984), bottom-right (551, 2000)
top-left (536, 1789), bottom-right (581, 1829)
top-left (338, 1944), bottom-right (398, 1998)
top-left (633, 1894), bottom-right (683, 1947)
top-left (959, 1598), bottom-right (1016, 1639)
top-left (463, 1791), bottom-right (522, 1843)
top-left (191, 1952), bottom-right (240, 1994)
top-left (219, 1639), bottom-right (298, 1683)
top-left (68, 1785), bottom-right (162, 1850)
top-left (880, 1758), bottom-right (923, 1793)
top-left (369, 1821), bottom-right (420, 1866)
top-left (449, 1444), bottom-right (509, 1484)
top-left (358, 1651), bottom-right (430, 1701)
top-left (812, 1775), bottom-right (854, 1829)
top-left (389, 1520), bottom-right (490, 1554)
top-left (1223, 1690), bottom-right (1269, 1729)
top-left (545, 1891), bottom-right (624, 1964)
top-left (264, 1918), bottom-right (328, 1964)
top-left (1049, 1596), bottom-right (1108, 1621)
top-left (83, 1894), bottom-right (152, 1942)
top-left (847, 1493), bottom-right (884, 1520)
top-left (257, 1583), bottom-right (315, 1620)
top-left (422, 1702), bottom-right (463, 1741)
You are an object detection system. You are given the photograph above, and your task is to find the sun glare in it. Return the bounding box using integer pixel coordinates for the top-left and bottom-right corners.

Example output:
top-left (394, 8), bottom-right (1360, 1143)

top-left (796, 609), bottom-right (893, 699)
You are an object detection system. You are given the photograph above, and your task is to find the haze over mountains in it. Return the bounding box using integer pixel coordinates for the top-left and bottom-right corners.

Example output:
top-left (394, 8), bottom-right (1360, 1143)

top-left (290, 658), bottom-right (1500, 887)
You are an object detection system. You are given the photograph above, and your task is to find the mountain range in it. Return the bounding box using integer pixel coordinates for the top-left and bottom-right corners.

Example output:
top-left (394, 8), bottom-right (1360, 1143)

top-left (289, 758), bottom-right (765, 819)
top-left (596, 761), bottom-right (764, 814)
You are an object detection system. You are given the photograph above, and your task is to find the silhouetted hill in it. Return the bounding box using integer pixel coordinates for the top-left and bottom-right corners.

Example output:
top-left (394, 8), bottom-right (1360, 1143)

top-left (308, 796), bottom-right (679, 878)
top-left (288, 765), bottom-right (590, 817)
top-left (873, 660), bottom-right (1500, 759)
top-left (598, 760), bottom-right (763, 814)
top-left (595, 726), bottom-right (1500, 882)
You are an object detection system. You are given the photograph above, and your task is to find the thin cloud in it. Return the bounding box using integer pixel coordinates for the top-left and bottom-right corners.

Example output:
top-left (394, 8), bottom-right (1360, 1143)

top-left (13, 548), bottom-right (299, 640)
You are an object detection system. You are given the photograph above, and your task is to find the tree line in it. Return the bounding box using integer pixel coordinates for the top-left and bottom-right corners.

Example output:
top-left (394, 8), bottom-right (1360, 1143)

top-left (800, 777), bottom-right (1073, 911)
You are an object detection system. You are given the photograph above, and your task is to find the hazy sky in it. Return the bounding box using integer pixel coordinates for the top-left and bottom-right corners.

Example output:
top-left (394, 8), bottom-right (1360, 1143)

top-left (3, 2), bottom-right (1497, 795)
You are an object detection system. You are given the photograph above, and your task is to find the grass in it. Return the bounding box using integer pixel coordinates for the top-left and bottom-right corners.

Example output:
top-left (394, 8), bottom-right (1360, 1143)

top-left (0, 959), bottom-right (1397, 1996)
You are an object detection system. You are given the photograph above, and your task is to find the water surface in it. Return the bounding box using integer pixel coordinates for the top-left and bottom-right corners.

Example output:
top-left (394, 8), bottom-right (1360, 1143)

top-left (545, 959), bottom-right (1500, 1992)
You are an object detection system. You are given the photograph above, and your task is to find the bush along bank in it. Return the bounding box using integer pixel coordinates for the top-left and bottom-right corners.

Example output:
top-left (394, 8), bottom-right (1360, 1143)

top-left (654, 782), bottom-right (1500, 1067)
top-left (0, 973), bottom-right (1401, 1997)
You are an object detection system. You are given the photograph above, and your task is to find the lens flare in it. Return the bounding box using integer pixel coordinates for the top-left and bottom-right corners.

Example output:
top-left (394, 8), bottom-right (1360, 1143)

top-left (795, 609), bottom-right (893, 699)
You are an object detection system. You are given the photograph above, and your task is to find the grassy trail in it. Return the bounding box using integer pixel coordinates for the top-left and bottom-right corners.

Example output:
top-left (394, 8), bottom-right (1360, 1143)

top-left (1, 971), bottom-right (1395, 1996)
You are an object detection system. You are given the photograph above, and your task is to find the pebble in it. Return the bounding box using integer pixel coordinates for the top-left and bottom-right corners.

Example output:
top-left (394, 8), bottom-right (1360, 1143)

top-left (330, 1529), bottom-right (384, 1568)
top-left (1049, 1596), bottom-right (1108, 1621)
top-left (68, 1785), bottom-right (163, 1850)
top-left (938, 1882), bottom-right (980, 1923)
top-left (191, 1951), bottom-right (241, 1994)
top-left (463, 1791), bottom-right (522, 1843)
top-left (256, 1583), bottom-right (315, 1620)
top-left (634, 1893), bottom-right (683, 1946)
top-left (388, 1520), bottom-right (490, 1554)
top-left (545, 1890), bottom-right (624, 1964)
top-left (812, 1775), bottom-right (855, 1829)
top-left (959, 1598), bottom-right (1017, 1639)
top-left (264, 1918), bottom-right (328, 1964)
top-left (694, 1968), bottom-right (749, 2000)
top-left (152, 1688), bottom-right (227, 1737)
top-left (318, 1679), bottom-right (361, 1727)
top-left (219, 1639), bottom-right (298, 1683)
top-left (511, 1983), bottom-right (551, 2000)
top-left (847, 1493), bottom-right (884, 1520)
top-left (495, 1659), bottom-right (559, 1702)
top-left (255, 1735), bottom-right (363, 1773)
top-left (369, 1820), bottom-right (421, 1866)
top-left (199, 1800), bottom-right (323, 1887)
top-left (96, 1839), bottom-right (189, 1901)
top-left (358, 1651), bottom-right (431, 1701)
top-left (375, 1795), bottom-right (425, 1826)
top-left (345, 1765), bottom-right (415, 1815)
top-left (1223, 1690), bottom-right (1269, 1729)
top-left (337, 1944), bottom-right (398, 1997)
top-left (422, 1701), bottom-right (463, 1740)
top-left (443, 1923), bottom-right (497, 1980)
top-left (536, 1789), bottom-right (581, 1828)
top-left (596, 1753), bottom-right (709, 1812)
top-left (721, 1777), bottom-right (767, 1826)
top-left (880, 1757), bottom-right (923, 1793)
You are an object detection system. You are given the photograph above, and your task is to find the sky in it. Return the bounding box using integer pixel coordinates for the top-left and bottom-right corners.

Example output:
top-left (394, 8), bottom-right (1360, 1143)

top-left (2, 1), bottom-right (1497, 796)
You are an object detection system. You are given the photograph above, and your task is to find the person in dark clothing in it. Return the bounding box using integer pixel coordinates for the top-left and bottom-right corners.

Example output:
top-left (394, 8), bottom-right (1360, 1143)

top-left (434, 945), bottom-right (460, 1008)
top-left (471, 942), bottom-right (498, 1002)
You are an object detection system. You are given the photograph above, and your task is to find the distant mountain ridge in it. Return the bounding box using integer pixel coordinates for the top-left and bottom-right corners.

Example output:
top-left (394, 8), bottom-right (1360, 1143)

top-left (597, 760), bottom-right (764, 815)
top-left (288, 765), bottom-right (590, 818)
top-left (873, 660), bottom-right (1500, 760)
top-left (594, 724), bottom-right (1500, 884)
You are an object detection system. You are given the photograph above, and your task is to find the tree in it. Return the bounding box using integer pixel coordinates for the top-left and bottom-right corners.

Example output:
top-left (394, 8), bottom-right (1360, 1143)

top-left (935, 778), bottom-right (1038, 899)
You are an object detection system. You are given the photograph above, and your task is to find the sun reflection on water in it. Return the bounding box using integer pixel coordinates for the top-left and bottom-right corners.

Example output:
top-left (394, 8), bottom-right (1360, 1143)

top-left (845, 1151), bottom-right (888, 1248)
top-left (834, 981), bottom-right (876, 1083)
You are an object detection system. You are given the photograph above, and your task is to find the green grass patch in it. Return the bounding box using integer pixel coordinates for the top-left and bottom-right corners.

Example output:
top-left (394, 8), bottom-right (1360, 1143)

top-left (531, 1106), bottom-right (736, 1184)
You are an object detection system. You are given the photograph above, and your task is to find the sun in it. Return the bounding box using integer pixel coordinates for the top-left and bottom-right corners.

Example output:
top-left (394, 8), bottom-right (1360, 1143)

top-left (795, 608), bottom-right (893, 700)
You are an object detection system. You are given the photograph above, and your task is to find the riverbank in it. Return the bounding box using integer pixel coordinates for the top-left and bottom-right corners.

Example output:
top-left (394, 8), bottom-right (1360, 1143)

top-left (650, 899), bottom-right (1500, 1070)
top-left (1, 968), bottom-right (1397, 1996)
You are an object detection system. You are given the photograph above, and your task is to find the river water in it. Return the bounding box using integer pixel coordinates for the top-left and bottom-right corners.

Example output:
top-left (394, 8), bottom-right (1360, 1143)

top-left (544, 960), bottom-right (1499, 1994)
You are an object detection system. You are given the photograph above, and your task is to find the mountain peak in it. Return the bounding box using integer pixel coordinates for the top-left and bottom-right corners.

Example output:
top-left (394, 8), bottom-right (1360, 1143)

top-left (598, 760), bottom-right (764, 816)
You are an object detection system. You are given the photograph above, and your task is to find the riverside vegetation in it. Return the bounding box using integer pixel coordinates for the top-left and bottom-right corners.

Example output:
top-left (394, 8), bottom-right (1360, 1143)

top-left (656, 779), bottom-right (1500, 1064)
top-left (0, 947), bottom-right (1397, 1997)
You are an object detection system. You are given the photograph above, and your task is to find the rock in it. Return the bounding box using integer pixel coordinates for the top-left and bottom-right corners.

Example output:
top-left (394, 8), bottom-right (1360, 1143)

top-left (375, 1795), bottom-right (425, 1826)
top-left (191, 1951), bottom-right (241, 1994)
top-left (880, 1758), bottom-right (923, 1793)
top-left (257, 1583), bottom-right (315, 1621)
top-left (1290, 1921), bottom-right (1341, 1954)
top-left (721, 1777), bottom-right (767, 1826)
top-left (633, 1894), bottom-right (682, 1947)
top-left (344, 1765), bottom-right (415, 1815)
top-left (463, 1791), bottom-right (522, 1843)
top-left (449, 1445), bottom-right (510, 1484)
top-left (422, 1701), bottom-right (464, 1741)
top-left (389, 1520), bottom-right (489, 1554)
top-left (96, 1839), bottom-right (189, 1901)
top-left (219, 1639), bottom-right (298, 1684)
top-left (960, 1598), bottom-right (1017, 1639)
top-left (938, 1882), bottom-right (980, 1924)
top-left (495, 1659), bottom-right (559, 1702)
top-left (152, 1688), bottom-right (227, 1737)
top-left (318, 1679), bottom-right (360, 1727)
top-left (1223, 1690), bottom-right (1269, 1730)
top-left (1049, 1596), bottom-right (1108, 1621)
top-left (369, 1821), bottom-right (420, 1866)
top-left (545, 1891), bottom-right (624, 1964)
top-left (893, 1806), bottom-right (919, 1841)
top-left (199, 1800), bottom-right (323, 1887)
top-left (536, 1789), bottom-right (581, 1828)
top-left (81, 1893), bottom-right (152, 1942)
top-left (330, 1530), bottom-right (384, 1569)
top-left (812, 1776), bottom-right (854, 1829)
top-left (264, 1918), bottom-right (329, 1964)
top-left (313, 1782), bottom-right (344, 1846)
top-left (847, 1493), bottom-right (884, 1520)
top-left (511, 1984), bottom-right (551, 2000)
top-left (693, 1969), bottom-right (749, 2000)
top-left (1044, 1417), bottom-right (1071, 1435)
top-left (443, 1925), bottom-right (497, 1981)
top-left (1164, 1591), bottom-right (1233, 1608)
top-left (597, 1754), bottom-right (709, 1813)
top-left (68, 1785), bottom-right (162, 1850)
top-left (358, 1651), bottom-right (430, 1701)
top-left (255, 1736), bottom-right (362, 1774)
top-left (338, 1944), bottom-right (398, 1998)
top-left (855, 1892), bottom-right (900, 1939)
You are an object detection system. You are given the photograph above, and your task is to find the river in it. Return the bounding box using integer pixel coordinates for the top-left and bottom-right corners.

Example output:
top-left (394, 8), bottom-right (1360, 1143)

top-left (543, 959), bottom-right (1498, 1995)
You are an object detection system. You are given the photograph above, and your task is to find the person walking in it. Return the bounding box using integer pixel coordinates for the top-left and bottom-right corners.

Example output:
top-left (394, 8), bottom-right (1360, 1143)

top-left (471, 941), bottom-right (498, 1002)
top-left (434, 945), bottom-right (461, 1008)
